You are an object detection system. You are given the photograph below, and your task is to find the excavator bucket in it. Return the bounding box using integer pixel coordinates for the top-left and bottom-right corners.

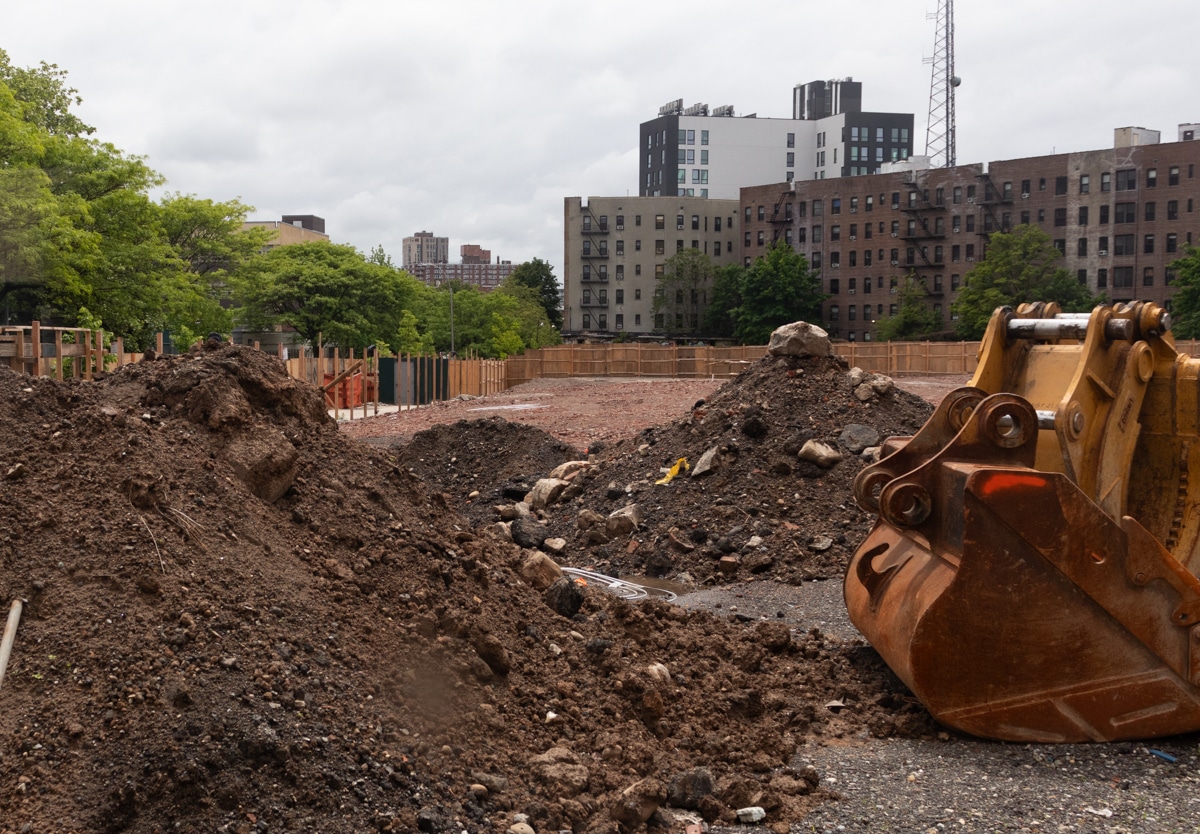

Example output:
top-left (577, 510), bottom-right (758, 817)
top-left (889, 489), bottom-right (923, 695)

top-left (847, 302), bottom-right (1200, 742)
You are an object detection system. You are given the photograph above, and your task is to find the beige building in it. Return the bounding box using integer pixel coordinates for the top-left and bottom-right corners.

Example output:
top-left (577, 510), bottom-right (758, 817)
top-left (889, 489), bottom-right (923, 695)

top-left (563, 196), bottom-right (741, 337)
top-left (403, 231), bottom-right (449, 267)
top-left (242, 215), bottom-right (329, 249)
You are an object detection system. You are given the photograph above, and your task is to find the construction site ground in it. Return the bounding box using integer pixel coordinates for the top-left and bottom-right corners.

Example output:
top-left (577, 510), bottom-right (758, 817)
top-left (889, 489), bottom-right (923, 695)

top-left (2, 348), bottom-right (1198, 833)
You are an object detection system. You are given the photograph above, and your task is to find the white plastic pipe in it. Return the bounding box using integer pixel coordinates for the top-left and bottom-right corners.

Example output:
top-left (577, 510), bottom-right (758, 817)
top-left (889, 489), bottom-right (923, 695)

top-left (0, 598), bottom-right (24, 691)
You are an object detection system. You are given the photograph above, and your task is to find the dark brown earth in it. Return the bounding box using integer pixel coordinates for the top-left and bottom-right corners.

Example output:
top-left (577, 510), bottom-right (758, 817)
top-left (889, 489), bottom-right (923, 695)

top-left (0, 345), bottom-right (938, 834)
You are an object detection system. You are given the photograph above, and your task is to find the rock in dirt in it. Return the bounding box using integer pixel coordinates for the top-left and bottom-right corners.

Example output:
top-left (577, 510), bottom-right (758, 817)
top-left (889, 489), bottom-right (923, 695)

top-left (520, 551), bottom-right (563, 590)
top-left (606, 504), bottom-right (642, 538)
top-left (545, 576), bottom-right (586, 618)
top-left (221, 427), bottom-right (299, 503)
top-left (667, 767), bottom-right (716, 810)
top-left (526, 477), bottom-right (570, 510)
top-left (798, 440), bottom-right (843, 469)
top-left (767, 321), bottom-right (832, 357)
top-left (511, 515), bottom-right (550, 549)
top-left (839, 423), bottom-right (881, 454)
top-left (611, 777), bottom-right (667, 828)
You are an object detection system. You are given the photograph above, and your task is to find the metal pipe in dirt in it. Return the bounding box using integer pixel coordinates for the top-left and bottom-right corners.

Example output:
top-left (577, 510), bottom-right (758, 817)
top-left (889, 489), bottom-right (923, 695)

top-left (0, 598), bottom-right (24, 691)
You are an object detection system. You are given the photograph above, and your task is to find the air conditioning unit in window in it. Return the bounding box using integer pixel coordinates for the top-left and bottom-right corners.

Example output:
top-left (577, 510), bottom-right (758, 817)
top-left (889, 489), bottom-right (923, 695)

top-left (1099, 250), bottom-right (1108, 255)
top-left (848, 288), bottom-right (855, 294)
top-left (891, 259), bottom-right (899, 265)
top-left (967, 197), bottom-right (975, 203)
top-left (850, 235), bottom-right (856, 240)
top-left (1022, 193), bottom-right (1030, 199)
top-left (967, 257), bottom-right (975, 261)
top-left (851, 208), bottom-right (857, 213)
top-left (891, 233), bottom-right (898, 238)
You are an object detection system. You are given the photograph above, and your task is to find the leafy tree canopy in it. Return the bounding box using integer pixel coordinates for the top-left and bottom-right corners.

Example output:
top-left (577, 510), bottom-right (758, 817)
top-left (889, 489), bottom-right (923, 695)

top-left (506, 258), bottom-right (562, 330)
top-left (233, 241), bottom-right (420, 349)
top-left (952, 224), bottom-right (1103, 339)
top-left (875, 275), bottom-right (944, 341)
top-left (1167, 246), bottom-right (1200, 338)
top-left (734, 243), bottom-right (824, 344)
top-left (0, 47), bottom-right (93, 137)
top-left (653, 248), bottom-right (715, 337)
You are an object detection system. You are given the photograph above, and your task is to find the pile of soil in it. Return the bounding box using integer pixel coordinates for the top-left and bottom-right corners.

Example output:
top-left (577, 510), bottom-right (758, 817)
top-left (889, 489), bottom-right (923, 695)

top-left (402, 352), bottom-right (935, 585)
top-left (0, 345), bottom-right (934, 834)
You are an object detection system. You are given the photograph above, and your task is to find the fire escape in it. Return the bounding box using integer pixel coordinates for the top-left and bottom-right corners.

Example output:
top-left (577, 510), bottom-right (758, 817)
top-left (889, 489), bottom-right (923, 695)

top-left (579, 207), bottom-right (610, 329)
top-left (769, 187), bottom-right (795, 247)
top-left (900, 176), bottom-right (948, 299)
top-left (975, 171), bottom-right (1013, 253)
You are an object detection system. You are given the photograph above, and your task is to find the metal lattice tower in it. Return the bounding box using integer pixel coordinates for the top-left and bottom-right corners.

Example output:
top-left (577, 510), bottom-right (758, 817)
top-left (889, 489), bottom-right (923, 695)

top-left (924, 0), bottom-right (959, 168)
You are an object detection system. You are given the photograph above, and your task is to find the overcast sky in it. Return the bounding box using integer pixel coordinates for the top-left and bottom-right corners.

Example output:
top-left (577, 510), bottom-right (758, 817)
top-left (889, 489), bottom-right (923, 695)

top-left (7, 1), bottom-right (1198, 284)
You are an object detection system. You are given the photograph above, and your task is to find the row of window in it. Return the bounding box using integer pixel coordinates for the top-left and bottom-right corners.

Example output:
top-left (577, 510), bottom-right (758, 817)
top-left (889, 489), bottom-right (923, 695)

top-left (582, 212), bottom-right (739, 232)
top-left (672, 129), bottom-right (709, 147)
top-left (580, 313), bottom-right (641, 331)
top-left (580, 288), bottom-right (642, 305)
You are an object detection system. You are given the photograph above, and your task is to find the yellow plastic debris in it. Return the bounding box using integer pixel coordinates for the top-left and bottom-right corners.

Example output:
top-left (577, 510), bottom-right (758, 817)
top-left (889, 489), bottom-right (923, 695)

top-left (655, 457), bottom-right (690, 485)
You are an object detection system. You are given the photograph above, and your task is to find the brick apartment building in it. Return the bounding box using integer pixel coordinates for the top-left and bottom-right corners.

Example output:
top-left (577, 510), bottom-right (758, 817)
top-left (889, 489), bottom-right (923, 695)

top-left (741, 126), bottom-right (1200, 341)
top-left (562, 196), bottom-right (741, 336)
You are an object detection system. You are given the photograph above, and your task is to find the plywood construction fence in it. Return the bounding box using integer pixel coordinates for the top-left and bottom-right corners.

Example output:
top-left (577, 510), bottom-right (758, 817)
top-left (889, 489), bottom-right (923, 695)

top-left (504, 344), bottom-right (765, 387)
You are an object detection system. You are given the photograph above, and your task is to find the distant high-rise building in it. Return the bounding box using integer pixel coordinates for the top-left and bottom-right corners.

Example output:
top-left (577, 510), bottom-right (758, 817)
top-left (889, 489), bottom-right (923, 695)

top-left (403, 231), bottom-right (449, 267)
top-left (639, 79), bottom-right (914, 200)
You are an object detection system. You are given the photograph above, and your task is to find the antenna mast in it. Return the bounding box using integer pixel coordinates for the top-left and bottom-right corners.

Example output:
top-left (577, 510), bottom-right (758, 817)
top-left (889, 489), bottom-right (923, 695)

top-left (924, 0), bottom-right (959, 167)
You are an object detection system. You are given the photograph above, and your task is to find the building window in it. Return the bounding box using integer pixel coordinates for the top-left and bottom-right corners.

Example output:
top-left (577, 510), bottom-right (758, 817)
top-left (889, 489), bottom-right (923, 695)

top-left (582, 240), bottom-right (591, 256)
top-left (966, 215), bottom-right (975, 233)
top-left (1055, 176), bottom-right (1068, 195)
top-left (831, 225), bottom-right (841, 241)
top-left (828, 305), bottom-right (839, 321)
top-left (655, 240), bottom-right (665, 255)
top-left (692, 215), bottom-right (700, 230)
top-left (655, 215), bottom-right (665, 230)
top-left (1168, 233), bottom-right (1178, 253)
top-left (832, 198), bottom-right (842, 215)
top-left (1079, 175), bottom-right (1089, 194)
top-left (1114, 234), bottom-right (1135, 256)
top-left (701, 130), bottom-right (709, 145)
top-left (635, 239), bottom-right (641, 251)
top-left (1097, 268), bottom-right (1108, 288)
top-left (1020, 210), bottom-right (1030, 225)
top-left (1078, 206), bottom-right (1089, 225)
top-left (1077, 238), bottom-right (1088, 256)
top-left (866, 195), bottom-right (874, 212)
top-left (1053, 239), bottom-right (1066, 254)
top-left (1145, 234), bottom-right (1155, 254)
top-left (1169, 166), bottom-right (1180, 186)
top-left (677, 214), bottom-right (685, 229)
top-left (744, 232), bottom-right (751, 247)
top-left (1115, 202), bottom-right (1137, 224)
top-left (676, 239), bottom-right (684, 252)
top-left (1100, 205), bottom-right (1110, 224)
top-left (1101, 172), bottom-right (1112, 192)
top-left (1054, 208), bottom-right (1067, 226)
top-left (1147, 168), bottom-right (1157, 188)
top-left (812, 225), bottom-right (822, 243)
top-left (1099, 235), bottom-right (1109, 253)
top-left (1144, 267), bottom-right (1155, 286)
top-left (615, 289), bottom-right (624, 304)
top-left (582, 313), bottom-right (591, 328)
top-left (1168, 200), bottom-right (1179, 220)
top-left (1115, 169), bottom-right (1137, 191)
top-left (787, 151), bottom-right (795, 167)
top-left (616, 240), bottom-right (624, 255)
top-left (1113, 266), bottom-right (1134, 288)
top-left (616, 264), bottom-right (624, 280)
top-left (635, 265), bottom-right (641, 275)
top-left (830, 252), bottom-right (840, 268)
top-left (756, 231), bottom-right (765, 246)
top-left (1145, 202), bottom-right (1156, 222)
top-left (813, 199), bottom-right (823, 217)
top-left (966, 243), bottom-right (975, 260)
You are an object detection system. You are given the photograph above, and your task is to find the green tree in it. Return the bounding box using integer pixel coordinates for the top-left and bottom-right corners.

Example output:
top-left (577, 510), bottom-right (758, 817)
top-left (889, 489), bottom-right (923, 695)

top-left (0, 47), bottom-right (93, 137)
top-left (703, 262), bottom-right (747, 338)
top-left (734, 242), bottom-right (824, 344)
top-left (506, 258), bottom-right (562, 329)
top-left (653, 248), bottom-right (715, 337)
top-left (233, 241), bottom-right (419, 348)
top-left (394, 309), bottom-right (434, 354)
top-left (1167, 246), bottom-right (1200, 338)
top-left (952, 224), bottom-right (1103, 339)
top-left (875, 274), bottom-right (944, 341)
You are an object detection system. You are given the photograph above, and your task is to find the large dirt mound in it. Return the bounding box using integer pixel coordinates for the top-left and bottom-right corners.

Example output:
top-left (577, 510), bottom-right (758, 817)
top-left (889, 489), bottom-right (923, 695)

top-left (0, 346), bottom-right (933, 834)
top-left (404, 352), bottom-right (934, 586)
